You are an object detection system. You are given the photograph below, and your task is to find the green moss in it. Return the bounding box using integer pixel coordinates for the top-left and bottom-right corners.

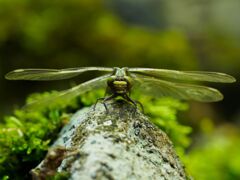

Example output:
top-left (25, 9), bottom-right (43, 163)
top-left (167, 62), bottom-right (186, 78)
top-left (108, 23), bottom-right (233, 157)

top-left (50, 172), bottom-right (70, 180)
top-left (0, 92), bottom-right (82, 179)
top-left (0, 90), bottom-right (191, 179)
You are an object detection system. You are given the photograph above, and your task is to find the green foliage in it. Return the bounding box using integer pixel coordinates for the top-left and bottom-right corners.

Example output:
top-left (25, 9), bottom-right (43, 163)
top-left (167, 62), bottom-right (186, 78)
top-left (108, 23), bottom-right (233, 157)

top-left (0, 89), bottom-right (191, 179)
top-left (0, 0), bottom-right (198, 69)
top-left (183, 124), bottom-right (240, 180)
top-left (50, 172), bottom-right (70, 180)
top-left (0, 92), bottom-right (81, 179)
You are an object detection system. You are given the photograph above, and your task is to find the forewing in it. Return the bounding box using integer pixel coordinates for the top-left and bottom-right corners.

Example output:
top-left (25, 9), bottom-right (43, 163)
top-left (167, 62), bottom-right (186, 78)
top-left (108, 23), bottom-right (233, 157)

top-left (5, 67), bottom-right (113, 81)
top-left (24, 74), bottom-right (110, 110)
top-left (129, 68), bottom-right (236, 83)
top-left (131, 75), bottom-right (224, 102)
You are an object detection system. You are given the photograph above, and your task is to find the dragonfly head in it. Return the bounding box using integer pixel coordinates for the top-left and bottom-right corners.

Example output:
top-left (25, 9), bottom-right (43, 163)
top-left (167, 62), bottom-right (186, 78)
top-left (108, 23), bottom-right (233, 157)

top-left (108, 67), bottom-right (132, 94)
top-left (113, 67), bottom-right (127, 80)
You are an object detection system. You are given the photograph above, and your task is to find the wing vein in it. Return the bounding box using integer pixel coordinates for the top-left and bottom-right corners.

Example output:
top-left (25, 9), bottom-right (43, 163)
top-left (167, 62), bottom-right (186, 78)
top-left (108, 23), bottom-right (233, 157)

top-left (131, 75), bottom-right (223, 102)
top-left (130, 68), bottom-right (236, 83)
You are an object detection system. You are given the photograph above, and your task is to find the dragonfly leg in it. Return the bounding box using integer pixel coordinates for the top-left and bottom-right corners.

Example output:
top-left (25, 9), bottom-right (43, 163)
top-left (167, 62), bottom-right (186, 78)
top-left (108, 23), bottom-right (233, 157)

top-left (102, 101), bottom-right (109, 113)
top-left (94, 97), bottom-right (105, 110)
top-left (102, 94), bottom-right (117, 113)
top-left (94, 94), bottom-right (117, 113)
top-left (94, 86), bottom-right (111, 110)
top-left (135, 100), bottom-right (144, 113)
top-left (123, 94), bottom-right (137, 108)
top-left (123, 94), bottom-right (138, 115)
top-left (122, 94), bottom-right (144, 113)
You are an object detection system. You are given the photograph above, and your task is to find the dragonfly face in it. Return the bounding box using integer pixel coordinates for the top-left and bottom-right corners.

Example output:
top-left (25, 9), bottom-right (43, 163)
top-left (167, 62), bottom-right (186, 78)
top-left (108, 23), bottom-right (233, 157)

top-left (107, 67), bottom-right (131, 95)
top-left (5, 67), bottom-right (236, 110)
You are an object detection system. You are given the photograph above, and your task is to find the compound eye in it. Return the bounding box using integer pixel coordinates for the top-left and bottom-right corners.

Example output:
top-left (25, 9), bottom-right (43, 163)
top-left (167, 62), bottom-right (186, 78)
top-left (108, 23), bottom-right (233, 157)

top-left (112, 67), bottom-right (118, 74)
top-left (123, 67), bottom-right (131, 76)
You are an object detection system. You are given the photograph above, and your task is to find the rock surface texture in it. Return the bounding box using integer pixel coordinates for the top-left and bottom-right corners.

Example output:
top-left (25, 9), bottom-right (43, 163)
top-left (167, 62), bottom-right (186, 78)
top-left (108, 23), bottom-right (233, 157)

top-left (32, 100), bottom-right (186, 180)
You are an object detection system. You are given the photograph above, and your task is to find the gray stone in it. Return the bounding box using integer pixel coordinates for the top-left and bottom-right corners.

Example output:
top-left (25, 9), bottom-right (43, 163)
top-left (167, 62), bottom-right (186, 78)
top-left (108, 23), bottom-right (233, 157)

top-left (31, 100), bottom-right (186, 180)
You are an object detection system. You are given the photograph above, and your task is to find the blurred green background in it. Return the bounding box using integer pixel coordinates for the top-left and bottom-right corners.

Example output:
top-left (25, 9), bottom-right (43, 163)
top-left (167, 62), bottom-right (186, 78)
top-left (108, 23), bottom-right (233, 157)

top-left (0, 0), bottom-right (239, 179)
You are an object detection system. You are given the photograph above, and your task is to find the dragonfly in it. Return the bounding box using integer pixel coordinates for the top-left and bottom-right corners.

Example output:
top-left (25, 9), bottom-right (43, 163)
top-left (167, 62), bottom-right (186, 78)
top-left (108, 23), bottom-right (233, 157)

top-left (5, 67), bottom-right (236, 111)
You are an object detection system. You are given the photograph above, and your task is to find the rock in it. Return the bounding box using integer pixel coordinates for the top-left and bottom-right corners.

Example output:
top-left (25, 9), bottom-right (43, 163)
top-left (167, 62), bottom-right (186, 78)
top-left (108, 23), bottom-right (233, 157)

top-left (31, 100), bottom-right (186, 180)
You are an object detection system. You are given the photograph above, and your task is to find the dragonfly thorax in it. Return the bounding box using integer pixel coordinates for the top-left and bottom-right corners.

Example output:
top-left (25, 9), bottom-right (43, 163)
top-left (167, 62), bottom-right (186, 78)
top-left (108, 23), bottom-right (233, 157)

top-left (107, 76), bottom-right (131, 95)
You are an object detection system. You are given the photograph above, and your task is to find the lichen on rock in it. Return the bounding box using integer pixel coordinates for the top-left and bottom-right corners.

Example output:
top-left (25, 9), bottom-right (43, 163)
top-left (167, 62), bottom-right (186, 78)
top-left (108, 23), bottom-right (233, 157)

top-left (32, 100), bottom-right (186, 180)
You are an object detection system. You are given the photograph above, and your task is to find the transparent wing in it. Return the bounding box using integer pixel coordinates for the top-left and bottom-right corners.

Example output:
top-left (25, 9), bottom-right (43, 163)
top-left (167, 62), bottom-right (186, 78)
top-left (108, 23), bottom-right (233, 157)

top-left (24, 74), bottom-right (110, 110)
top-left (129, 68), bottom-right (236, 83)
top-left (131, 75), bottom-right (224, 102)
top-left (5, 67), bottom-right (113, 81)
